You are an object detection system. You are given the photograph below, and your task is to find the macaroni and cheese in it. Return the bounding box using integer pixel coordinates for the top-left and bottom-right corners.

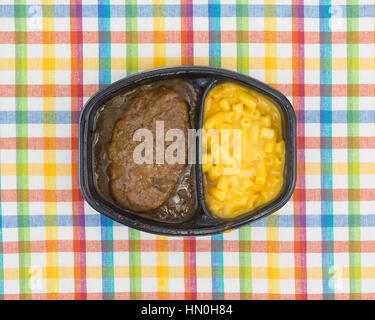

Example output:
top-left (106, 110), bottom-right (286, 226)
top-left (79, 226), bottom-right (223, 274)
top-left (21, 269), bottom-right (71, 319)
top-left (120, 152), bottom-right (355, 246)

top-left (202, 82), bottom-right (285, 218)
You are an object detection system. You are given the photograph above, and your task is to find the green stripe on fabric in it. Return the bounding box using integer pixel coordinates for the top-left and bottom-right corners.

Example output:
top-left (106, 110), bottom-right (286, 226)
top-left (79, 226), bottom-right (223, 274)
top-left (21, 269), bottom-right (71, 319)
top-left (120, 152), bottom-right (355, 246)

top-left (236, 0), bottom-right (252, 300)
top-left (346, 1), bottom-right (361, 299)
top-left (126, 0), bottom-right (138, 74)
top-left (239, 227), bottom-right (252, 299)
top-left (14, 0), bottom-right (31, 299)
top-left (128, 229), bottom-right (142, 299)
top-left (236, 6), bottom-right (249, 73)
top-left (126, 0), bottom-right (142, 300)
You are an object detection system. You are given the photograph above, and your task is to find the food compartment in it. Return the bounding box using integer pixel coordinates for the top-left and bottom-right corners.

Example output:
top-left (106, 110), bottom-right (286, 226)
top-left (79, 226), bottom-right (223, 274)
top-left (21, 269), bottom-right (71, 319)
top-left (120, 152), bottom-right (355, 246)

top-left (197, 77), bottom-right (296, 225)
top-left (92, 78), bottom-right (199, 223)
top-left (199, 81), bottom-right (286, 219)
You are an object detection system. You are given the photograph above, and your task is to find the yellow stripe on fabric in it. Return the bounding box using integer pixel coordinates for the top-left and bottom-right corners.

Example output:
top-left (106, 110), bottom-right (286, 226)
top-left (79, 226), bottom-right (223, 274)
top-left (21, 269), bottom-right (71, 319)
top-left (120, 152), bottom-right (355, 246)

top-left (156, 236), bottom-right (169, 299)
top-left (305, 162), bottom-right (375, 175)
top-left (265, 0), bottom-right (277, 85)
top-left (3, 266), bottom-right (375, 280)
top-left (264, 0), bottom-right (280, 300)
top-left (42, 1), bottom-right (59, 299)
top-left (266, 216), bottom-right (280, 298)
top-left (2, 57), bottom-right (373, 71)
top-left (151, 0), bottom-right (169, 300)
top-left (153, 0), bottom-right (166, 68)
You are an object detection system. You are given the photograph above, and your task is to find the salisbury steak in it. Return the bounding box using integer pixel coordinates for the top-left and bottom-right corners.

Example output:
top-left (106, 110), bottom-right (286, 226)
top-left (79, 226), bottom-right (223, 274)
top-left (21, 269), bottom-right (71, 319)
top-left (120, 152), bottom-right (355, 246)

top-left (106, 86), bottom-right (190, 212)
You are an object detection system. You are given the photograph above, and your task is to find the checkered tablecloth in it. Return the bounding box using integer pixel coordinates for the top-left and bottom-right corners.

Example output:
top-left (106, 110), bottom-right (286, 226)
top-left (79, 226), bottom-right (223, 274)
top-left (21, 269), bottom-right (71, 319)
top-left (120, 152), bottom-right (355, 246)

top-left (0, 0), bottom-right (374, 300)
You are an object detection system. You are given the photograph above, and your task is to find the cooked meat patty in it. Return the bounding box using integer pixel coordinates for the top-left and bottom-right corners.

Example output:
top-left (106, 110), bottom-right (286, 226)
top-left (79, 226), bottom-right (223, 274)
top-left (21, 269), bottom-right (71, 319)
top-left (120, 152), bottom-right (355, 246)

top-left (106, 86), bottom-right (190, 212)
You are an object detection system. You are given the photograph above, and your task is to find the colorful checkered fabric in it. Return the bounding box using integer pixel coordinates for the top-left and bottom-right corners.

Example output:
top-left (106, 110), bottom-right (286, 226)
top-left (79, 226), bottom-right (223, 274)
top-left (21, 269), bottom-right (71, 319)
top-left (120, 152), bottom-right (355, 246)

top-left (0, 0), bottom-right (375, 300)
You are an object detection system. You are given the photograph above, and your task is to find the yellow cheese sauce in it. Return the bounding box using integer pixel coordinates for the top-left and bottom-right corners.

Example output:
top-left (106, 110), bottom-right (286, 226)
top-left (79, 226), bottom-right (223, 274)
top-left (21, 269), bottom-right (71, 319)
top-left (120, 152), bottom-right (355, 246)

top-left (202, 82), bottom-right (285, 219)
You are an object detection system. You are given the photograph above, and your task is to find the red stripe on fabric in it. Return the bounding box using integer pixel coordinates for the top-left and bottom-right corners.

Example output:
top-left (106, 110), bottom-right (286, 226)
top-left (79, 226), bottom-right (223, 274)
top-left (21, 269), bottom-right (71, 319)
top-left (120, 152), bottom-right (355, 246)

top-left (0, 85), bottom-right (99, 97)
top-left (304, 137), bottom-right (375, 149)
top-left (3, 240), bottom-right (375, 254)
top-left (180, 0), bottom-right (197, 300)
top-left (183, 238), bottom-right (197, 299)
top-left (2, 31), bottom-right (375, 44)
top-left (181, 0), bottom-right (194, 65)
top-left (292, 0), bottom-right (307, 300)
top-left (70, 0), bottom-right (87, 300)
top-left (0, 138), bottom-right (77, 150)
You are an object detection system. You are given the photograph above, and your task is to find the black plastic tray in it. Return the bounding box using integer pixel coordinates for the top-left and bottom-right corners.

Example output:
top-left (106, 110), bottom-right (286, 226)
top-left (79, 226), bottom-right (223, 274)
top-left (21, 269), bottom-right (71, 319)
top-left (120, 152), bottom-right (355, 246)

top-left (79, 66), bottom-right (297, 236)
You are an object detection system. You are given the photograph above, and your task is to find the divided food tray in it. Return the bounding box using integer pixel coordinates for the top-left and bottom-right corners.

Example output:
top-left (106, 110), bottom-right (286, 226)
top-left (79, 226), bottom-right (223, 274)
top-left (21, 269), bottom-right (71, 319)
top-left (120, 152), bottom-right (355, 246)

top-left (79, 66), bottom-right (297, 236)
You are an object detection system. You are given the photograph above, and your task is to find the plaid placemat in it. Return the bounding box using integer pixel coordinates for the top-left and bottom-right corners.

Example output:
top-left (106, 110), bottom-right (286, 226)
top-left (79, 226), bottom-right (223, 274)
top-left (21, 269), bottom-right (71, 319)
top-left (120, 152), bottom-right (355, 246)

top-left (0, 0), bottom-right (374, 300)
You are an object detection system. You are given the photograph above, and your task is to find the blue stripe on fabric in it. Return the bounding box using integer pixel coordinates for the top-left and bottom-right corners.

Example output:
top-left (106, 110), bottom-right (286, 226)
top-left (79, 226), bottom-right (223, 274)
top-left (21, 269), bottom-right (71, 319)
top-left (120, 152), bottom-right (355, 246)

top-left (1, 214), bottom-right (375, 228)
top-left (1, 110), bottom-right (374, 124)
top-left (0, 111), bottom-right (73, 124)
top-left (98, 2), bottom-right (111, 89)
top-left (319, 0), bottom-right (335, 300)
top-left (208, 0), bottom-right (224, 300)
top-left (211, 233), bottom-right (224, 299)
top-left (2, 5), bottom-right (374, 18)
top-left (208, 1), bottom-right (221, 66)
top-left (252, 214), bottom-right (373, 228)
top-left (98, 0), bottom-right (114, 300)
top-left (301, 110), bottom-right (374, 123)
